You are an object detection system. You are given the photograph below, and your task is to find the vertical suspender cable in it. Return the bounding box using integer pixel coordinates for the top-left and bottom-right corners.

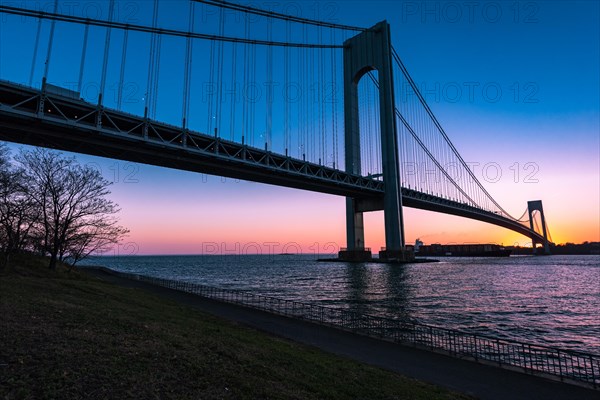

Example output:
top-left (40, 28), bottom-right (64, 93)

top-left (428, 117), bottom-right (435, 195)
top-left (432, 114), bottom-right (439, 195)
top-left (230, 41), bottom-right (237, 141)
top-left (298, 44), bottom-right (304, 159)
top-left (412, 86), bottom-right (419, 190)
top-left (250, 20), bottom-right (256, 145)
top-left (404, 79), bottom-right (412, 185)
top-left (207, 23), bottom-right (215, 133)
top-left (403, 79), bottom-right (411, 187)
top-left (42, 0), bottom-right (59, 84)
top-left (321, 31), bottom-right (327, 165)
top-left (431, 114), bottom-right (440, 195)
top-left (411, 83), bottom-right (419, 190)
top-left (117, 29), bottom-right (128, 110)
top-left (99, 0), bottom-right (115, 105)
top-left (145, 0), bottom-right (159, 118)
top-left (412, 86), bottom-right (422, 191)
top-left (369, 77), bottom-right (374, 174)
top-left (376, 78), bottom-right (382, 175)
top-left (242, 16), bottom-right (248, 144)
top-left (305, 32), bottom-right (310, 160)
top-left (266, 15), bottom-right (273, 150)
top-left (305, 37), bottom-right (314, 161)
top-left (445, 122), bottom-right (453, 198)
top-left (29, 16), bottom-right (43, 87)
top-left (311, 45), bottom-right (316, 162)
top-left (249, 41), bottom-right (256, 145)
top-left (215, 7), bottom-right (224, 137)
top-left (77, 23), bottom-right (89, 94)
top-left (228, 4), bottom-right (237, 141)
top-left (439, 114), bottom-right (448, 198)
top-left (299, 44), bottom-right (304, 158)
top-left (305, 29), bottom-right (311, 160)
top-left (374, 75), bottom-right (379, 174)
top-left (419, 97), bottom-right (435, 194)
top-left (394, 66), bottom-right (402, 185)
top-left (369, 78), bottom-right (374, 173)
top-left (302, 27), bottom-right (308, 160)
top-left (367, 79), bottom-right (371, 173)
top-left (365, 79), bottom-right (370, 174)
top-left (470, 156), bottom-right (477, 206)
top-left (358, 79), bottom-right (363, 172)
top-left (318, 27), bottom-right (323, 164)
top-left (284, 20), bottom-right (290, 153)
top-left (414, 99), bottom-right (422, 190)
top-left (366, 78), bottom-right (371, 174)
top-left (308, 37), bottom-right (314, 161)
top-left (404, 81), bottom-right (411, 188)
top-left (247, 20), bottom-right (256, 145)
top-left (365, 80), bottom-right (369, 174)
top-left (182, 2), bottom-right (195, 129)
top-left (331, 30), bottom-right (338, 169)
top-left (394, 66), bottom-right (400, 181)
top-left (421, 95), bottom-right (430, 192)
top-left (300, 46), bottom-right (305, 159)
top-left (151, 34), bottom-right (162, 118)
top-left (393, 64), bottom-right (410, 187)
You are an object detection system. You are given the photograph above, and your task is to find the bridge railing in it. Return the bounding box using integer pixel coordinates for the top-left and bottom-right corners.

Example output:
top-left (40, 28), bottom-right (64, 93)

top-left (99, 268), bottom-right (599, 389)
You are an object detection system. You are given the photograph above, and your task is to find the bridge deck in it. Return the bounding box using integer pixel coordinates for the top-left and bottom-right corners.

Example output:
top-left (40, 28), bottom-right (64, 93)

top-left (0, 80), bottom-right (543, 242)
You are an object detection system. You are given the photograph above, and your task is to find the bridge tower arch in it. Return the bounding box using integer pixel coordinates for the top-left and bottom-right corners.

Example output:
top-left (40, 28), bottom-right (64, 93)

top-left (527, 200), bottom-right (550, 255)
top-left (341, 21), bottom-right (411, 262)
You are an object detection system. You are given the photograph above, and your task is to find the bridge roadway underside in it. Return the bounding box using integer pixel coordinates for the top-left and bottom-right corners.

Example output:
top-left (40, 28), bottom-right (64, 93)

top-left (0, 81), bottom-right (543, 243)
top-left (0, 81), bottom-right (384, 200)
top-left (0, 112), bottom-right (374, 199)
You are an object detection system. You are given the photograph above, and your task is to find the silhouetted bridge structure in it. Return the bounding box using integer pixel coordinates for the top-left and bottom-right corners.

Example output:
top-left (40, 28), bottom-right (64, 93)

top-left (0, 1), bottom-right (552, 259)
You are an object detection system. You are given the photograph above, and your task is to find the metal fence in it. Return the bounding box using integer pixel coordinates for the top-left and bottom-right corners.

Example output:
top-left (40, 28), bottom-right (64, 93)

top-left (104, 268), bottom-right (599, 389)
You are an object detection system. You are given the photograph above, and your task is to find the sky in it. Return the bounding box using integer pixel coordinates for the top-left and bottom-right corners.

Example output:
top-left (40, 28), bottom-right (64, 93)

top-left (0, 0), bottom-right (598, 255)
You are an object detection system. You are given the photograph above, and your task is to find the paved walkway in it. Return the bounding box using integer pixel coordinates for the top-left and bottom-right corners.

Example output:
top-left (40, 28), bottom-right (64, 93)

top-left (83, 268), bottom-right (599, 400)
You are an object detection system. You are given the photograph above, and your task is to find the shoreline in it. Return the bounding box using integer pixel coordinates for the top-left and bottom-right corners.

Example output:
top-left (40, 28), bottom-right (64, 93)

top-left (85, 267), bottom-right (600, 389)
top-left (78, 255), bottom-right (600, 357)
top-left (84, 269), bottom-right (598, 400)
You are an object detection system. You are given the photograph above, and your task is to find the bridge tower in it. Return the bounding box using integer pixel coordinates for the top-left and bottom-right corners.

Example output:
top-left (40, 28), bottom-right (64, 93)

top-left (527, 200), bottom-right (550, 255)
top-left (339, 21), bottom-right (412, 262)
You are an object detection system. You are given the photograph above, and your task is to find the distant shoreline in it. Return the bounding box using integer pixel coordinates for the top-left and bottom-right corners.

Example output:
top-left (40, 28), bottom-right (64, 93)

top-left (85, 252), bottom-right (600, 257)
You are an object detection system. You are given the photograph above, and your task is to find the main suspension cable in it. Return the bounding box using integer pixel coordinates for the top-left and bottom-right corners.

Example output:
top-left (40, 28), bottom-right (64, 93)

top-left (0, 5), bottom-right (342, 48)
top-left (192, 0), bottom-right (365, 31)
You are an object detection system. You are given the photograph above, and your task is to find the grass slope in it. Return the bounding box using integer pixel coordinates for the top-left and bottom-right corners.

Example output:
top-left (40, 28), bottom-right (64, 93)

top-left (0, 255), bottom-right (472, 399)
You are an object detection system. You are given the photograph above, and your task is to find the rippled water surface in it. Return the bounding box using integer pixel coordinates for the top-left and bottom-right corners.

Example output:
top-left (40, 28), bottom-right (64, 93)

top-left (82, 255), bottom-right (600, 354)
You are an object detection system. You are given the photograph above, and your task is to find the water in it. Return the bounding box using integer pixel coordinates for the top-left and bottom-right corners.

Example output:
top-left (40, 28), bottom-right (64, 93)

top-left (81, 254), bottom-right (600, 355)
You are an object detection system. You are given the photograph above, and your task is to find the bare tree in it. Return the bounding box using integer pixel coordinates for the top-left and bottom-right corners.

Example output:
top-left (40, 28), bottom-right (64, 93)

top-left (0, 144), bottom-right (9, 255)
top-left (60, 216), bottom-right (129, 268)
top-left (0, 144), bottom-right (38, 268)
top-left (16, 148), bottom-right (128, 269)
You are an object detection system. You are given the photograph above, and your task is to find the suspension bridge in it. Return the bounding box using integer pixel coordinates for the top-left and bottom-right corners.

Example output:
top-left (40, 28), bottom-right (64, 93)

top-left (0, 0), bottom-right (552, 260)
